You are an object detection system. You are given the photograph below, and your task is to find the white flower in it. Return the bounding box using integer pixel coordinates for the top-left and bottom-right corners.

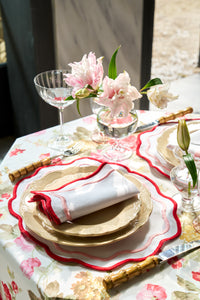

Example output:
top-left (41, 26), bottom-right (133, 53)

top-left (147, 83), bottom-right (178, 109)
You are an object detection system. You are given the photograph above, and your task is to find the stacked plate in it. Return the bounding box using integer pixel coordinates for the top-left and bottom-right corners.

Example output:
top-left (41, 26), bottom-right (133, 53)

top-left (19, 162), bottom-right (152, 247)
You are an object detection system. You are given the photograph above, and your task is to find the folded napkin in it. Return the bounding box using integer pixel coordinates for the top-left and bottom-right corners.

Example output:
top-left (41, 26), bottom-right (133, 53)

top-left (30, 163), bottom-right (139, 225)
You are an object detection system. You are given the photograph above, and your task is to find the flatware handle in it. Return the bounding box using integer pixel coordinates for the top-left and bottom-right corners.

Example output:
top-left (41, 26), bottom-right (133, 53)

top-left (158, 107), bottom-right (193, 124)
top-left (103, 256), bottom-right (159, 291)
top-left (8, 157), bottom-right (52, 182)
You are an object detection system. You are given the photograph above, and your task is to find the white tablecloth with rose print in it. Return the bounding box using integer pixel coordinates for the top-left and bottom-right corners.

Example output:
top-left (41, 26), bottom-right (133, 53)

top-left (1, 110), bottom-right (200, 300)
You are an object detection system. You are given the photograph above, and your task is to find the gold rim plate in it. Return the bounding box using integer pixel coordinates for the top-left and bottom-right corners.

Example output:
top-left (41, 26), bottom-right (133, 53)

top-left (20, 165), bottom-right (152, 247)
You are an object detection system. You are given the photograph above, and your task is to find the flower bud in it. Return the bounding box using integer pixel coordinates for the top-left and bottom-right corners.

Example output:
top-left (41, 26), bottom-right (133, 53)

top-left (177, 119), bottom-right (190, 152)
top-left (75, 88), bottom-right (91, 99)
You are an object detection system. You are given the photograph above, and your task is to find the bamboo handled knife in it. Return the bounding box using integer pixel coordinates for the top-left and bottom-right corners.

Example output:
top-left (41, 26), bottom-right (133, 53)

top-left (103, 240), bottom-right (200, 291)
top-left (136, 106), bottom-right (193, 132)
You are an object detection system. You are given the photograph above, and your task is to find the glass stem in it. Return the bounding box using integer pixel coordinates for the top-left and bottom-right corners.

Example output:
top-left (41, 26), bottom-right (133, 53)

top-left (58, 108), bottom-right (64, 137)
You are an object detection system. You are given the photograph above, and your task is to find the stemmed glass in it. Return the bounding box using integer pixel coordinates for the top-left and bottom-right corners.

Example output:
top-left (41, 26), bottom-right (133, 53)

top-left (170, 164), bottom-right (200, 213)
top-left (34, 70), bottom-right (74, 150)
top-left (97, 107), bottom-right (138, 161)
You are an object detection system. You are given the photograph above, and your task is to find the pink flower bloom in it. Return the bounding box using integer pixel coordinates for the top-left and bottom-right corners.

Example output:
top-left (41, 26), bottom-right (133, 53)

top-left (11, 281), bottom-right (19, 294)
top-left (9, 148), bottom-right (25, 157)
top-left (168, 256), bottom-right (184, 269)
top-left (64, 52), bottom-right (104, 98)
top-left (2, 282), bottom-right (11, 300)
top-left (1, 193), bottom-right (11, 200)
top-left (192, 270), bottom-right (200, 281)
top-left (20, 257), bottom-right (41, 279)
top-left (14, 235), bottom-right (34, 252)
top-left (0, 214), bottom-right (3, 218)
top-left (96, 71), bottom-right (141, 117)
top-left (136, 284), bottom-right (167, 300)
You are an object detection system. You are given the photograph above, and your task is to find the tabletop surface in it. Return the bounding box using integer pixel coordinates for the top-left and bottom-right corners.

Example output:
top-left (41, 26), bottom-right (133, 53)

top-left (1, 110), bottom-right (200, 300)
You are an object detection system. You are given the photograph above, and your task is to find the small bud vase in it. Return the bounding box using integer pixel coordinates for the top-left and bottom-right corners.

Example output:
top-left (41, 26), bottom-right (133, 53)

top-left (97, 107), bottom-right (138, 161)
top-left (170, 164), bottom-right (200, 213)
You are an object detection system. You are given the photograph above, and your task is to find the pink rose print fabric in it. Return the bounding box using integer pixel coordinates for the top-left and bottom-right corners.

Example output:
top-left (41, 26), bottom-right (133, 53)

top-left (168, 256), bottom-right (184, 269)
top-left (11, 281), bottom-right (19, 294)
top-left (20, 257), bottom-right (41, 279)
top-left (14, 235), bottom-right (34, 252)
top-left (136, 284), bottom-right (167, 300)
top-left (9, 148), bottom-right (25, 157)
top-left (192, 270), bottom-right (200, 282)
top-left (1, 282), bottom-right (11, 300)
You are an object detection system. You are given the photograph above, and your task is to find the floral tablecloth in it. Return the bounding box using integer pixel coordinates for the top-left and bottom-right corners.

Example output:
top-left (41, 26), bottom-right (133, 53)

top-left (1, 110), bottom-right (200, 300)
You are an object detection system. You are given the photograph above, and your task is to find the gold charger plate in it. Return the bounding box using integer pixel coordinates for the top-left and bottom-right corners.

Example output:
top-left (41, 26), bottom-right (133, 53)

top-left (20, 166), bottom-right (141, 238)
top-left (157, 121), bottom-right (200, 166)
top-left (20, 166), bottom-right (152, 247)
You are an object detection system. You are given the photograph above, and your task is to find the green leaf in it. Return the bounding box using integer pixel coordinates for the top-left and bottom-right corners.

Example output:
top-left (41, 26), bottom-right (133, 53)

top-left (76, 99), bottom-right (81, 116)
top-left (108, 46), bottom-right (121, 79)
top-left (65, 95), bottom-right (74, 100)
top-left (183, 153), bottom-right (198, 187)
top-left (172, 291), bottom-right (200, 300)
top-left (140, 78), bottom-right (163, 91)
top-left (176, 275), bottom-right (200, 292)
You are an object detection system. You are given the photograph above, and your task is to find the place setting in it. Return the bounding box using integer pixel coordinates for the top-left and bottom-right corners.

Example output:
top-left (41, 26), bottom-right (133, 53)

top-left (8, 156), bottom-right (181, 271)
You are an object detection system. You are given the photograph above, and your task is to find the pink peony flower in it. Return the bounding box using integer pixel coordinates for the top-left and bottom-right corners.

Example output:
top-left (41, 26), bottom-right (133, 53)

top-left (14, 234), bottom-right (34, 252)
top-left (168, 256), bottom-right (184, 269)
top-left (9, 148), bottom-right (25, 157)
top-left (2, 282), bottom-right (11, 300)
top-left (192, 270), bottom-right (200, 281)
top-left (136, 284), bottom-right (167, 300)
top-left (96, 71), bottom-right (142, 117)
top-left (11, 281), bottom-right (19, 294)
top-left (64, 52), bottom-right (104, 98)
top-left (1, 193), bottom-right (11, 200)
top-left (20, 257), bottom-right (41, 279)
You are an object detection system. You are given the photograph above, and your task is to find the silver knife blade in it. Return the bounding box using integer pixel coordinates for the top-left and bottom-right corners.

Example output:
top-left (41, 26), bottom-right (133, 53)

top-left (103, 239), bottom-right (200, 290)
top-left (136, 107), bottom-right (193, 133)
top-left (158, 240), bottom-right (200, 263)
top-left (136, 120), bottom-right (158, 132)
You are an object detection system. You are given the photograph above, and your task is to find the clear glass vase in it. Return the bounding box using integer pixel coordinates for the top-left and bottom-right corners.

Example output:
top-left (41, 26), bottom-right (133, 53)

top-left (170, 164), bottom-right (200, 213)
top-left (97, 107), bottom-right (138, 161)
top-left (90, 98), bottom-right (107, 143)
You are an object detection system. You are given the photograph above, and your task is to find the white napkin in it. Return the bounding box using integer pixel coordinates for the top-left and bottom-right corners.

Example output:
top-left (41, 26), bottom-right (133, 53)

top-left (30, 164), bottom-right (139, 225)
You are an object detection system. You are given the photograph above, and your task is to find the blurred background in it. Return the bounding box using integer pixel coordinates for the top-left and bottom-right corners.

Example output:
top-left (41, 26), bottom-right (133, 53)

top-left (0, 0), bottom-right (200, 161)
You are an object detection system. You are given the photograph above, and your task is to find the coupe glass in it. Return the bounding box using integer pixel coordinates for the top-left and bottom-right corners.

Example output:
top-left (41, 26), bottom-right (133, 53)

top-left (170, 164), bottom-right (200, 213)
top-left (97, 107), bottom-right (138, 161)
top-left (34, 70), bottom-right (74, 150)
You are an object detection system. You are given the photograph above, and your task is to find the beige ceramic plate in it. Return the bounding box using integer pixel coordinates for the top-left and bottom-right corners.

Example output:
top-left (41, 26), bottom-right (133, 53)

top-left (20, 166), bottom-right (141, 237)
top-left (157, 121), bottom-right (200, 166)
top-left (20, 167), bottom-right (152, 247)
